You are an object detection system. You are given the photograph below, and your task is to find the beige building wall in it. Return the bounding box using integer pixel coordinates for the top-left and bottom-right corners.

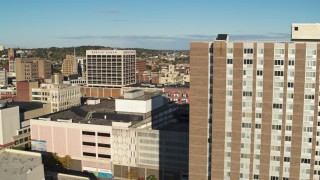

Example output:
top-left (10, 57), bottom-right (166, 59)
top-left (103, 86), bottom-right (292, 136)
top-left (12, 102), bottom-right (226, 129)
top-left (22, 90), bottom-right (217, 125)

top-left (15, 58), bottom-right (52, 81)
top-left (62, 55), bottom-right (78, 75)
top-left (0, 106), bottom-right (20, 146)
top-left (32, 84), bottom-right (81, 112)
top-left (292, 23), bottom-right (320, 41)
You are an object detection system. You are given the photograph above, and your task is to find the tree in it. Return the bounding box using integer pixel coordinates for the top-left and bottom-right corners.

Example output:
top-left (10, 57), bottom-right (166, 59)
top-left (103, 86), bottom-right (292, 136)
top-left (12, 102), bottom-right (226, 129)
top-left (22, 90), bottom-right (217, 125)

top-left (127, 169), bottom-right (137, 180)
top-left (60, 155), bottom-right (72, 169)
top-left (147, 175), bottom-right (157, 180)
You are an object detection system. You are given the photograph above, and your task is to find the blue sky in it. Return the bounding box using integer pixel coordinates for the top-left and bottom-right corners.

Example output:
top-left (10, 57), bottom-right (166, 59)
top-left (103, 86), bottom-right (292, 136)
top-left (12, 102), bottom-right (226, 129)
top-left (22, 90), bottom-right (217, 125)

top-left (1, 0), bottom-right (319, 50)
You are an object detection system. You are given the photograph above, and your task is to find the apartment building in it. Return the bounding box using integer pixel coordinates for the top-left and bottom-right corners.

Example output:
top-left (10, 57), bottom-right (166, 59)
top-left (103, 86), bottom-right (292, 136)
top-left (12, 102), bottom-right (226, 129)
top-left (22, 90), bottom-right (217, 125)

top-left (31, 83), bottom-right (81, 112)
top-left (86, 50), bottom-right (136, 87)
top-left (62, 55), bottom-right (78, 76)
top-left (15, 58), bottom-right (52, 81)
top-left (30, 90), bottom-right (188, 179)
top-left (189, 24), bottom-right (320, 180)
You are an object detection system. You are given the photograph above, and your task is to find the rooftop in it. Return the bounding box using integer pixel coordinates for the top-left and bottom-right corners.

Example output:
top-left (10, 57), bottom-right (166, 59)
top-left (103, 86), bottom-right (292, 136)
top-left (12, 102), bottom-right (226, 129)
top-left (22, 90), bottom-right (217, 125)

top-left (38, 99), bottom-right (143, 126)
top-left (0, 149), bottom-right (43, 180)
top-left (7, 101), bottom-right (46, 113)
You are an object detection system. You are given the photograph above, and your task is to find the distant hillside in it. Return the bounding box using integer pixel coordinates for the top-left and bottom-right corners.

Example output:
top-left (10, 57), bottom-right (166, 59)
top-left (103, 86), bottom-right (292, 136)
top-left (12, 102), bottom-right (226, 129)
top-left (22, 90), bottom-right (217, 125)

top-left (0, 46), bottom-right (189, 62)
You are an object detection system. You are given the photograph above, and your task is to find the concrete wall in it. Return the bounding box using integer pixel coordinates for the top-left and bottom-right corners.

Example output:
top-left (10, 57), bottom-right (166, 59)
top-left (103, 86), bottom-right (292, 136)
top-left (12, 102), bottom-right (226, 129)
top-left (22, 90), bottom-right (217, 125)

top-left (115, 95), bottom-right (163, 114)
top-left (0, 106), bottom-right (20, 146)
top-left (81, 87), bottom-right (122, 99)
top-left (23, 103), bottom-right (51, 120)
top-left (30, 119), bottom-right (112, 176)
top-left (292, 23), bottom-right (320, 41)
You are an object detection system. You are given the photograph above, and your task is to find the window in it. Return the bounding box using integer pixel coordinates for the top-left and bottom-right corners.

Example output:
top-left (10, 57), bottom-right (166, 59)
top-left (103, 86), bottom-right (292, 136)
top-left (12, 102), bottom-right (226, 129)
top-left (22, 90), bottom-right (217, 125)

top-left (227, 48), bottom-right (233, 54)
top-left (98, 132), bottom-right (110, 137)
top-left (258, 49), bottom-right (264, 54)
top-left (274, 82), bottom-right (284, 88)
top-left (301, 158), bottom-right (311, 164)
top-left (306, 60), bottom-right (316, 67)
top-left (83, 152), bottom-right (96, 157)
top-left (286, 125), bottom-right (292, 131)
top-left (227, 80), bottom-right (233, 86)
top-left (244, 59), bottom-right (253, 64)
top-left (273, 103), bottom-right (283, 109)
top-left (305, 83), bottom-right (316, 89)
top-left (257, 91), bottom-right (263, 97)
top-left (242, 123), bottom-right (251, 128)
top-left (98, 154), bottom-right (111, 158)
top-left (244, 48), bottom-right (253, 54)
top-left (274, 71), bottom-right (284, 76)
top-left (288, 49), bottom-right (295, 55)
top-left (288, 60), bottom-right (295, 65)
top-left (306, 71), bottom-right (316, 77)
top-left (294, 27), bottom-right (298, 31)
top-left (256, 113), bottom-right (262, 118)
top-left (257, 59), bottom-right (264, 65)
top-left (285, 136), bottom-right (291, 141)
top-left (257, 70), bottom-right (263, 76)
top-left (255, 124), bottom-right (261, 129)
top-left (82, 142), bottom-right (95, 146)
top-left (272, 125), bottom-right (282, 130)
top-left (243, 91), bottom-right (252, 97)
top-left (305, 94), bottom-right (315, 99)
top-left (227, 59), bottom-right (233, 64)
top-left (288, 82), bottom-right (294, 88)
top-left (307, 49), bottom-right (317, 56)
top-left (274, 60), bottom-right (284, 65)
top-left (275, 49), bottom-right (285, 55)
top-left (284, 157), bottom-right (290, 162)
top-left (82, 131), bottom-right (95, 136)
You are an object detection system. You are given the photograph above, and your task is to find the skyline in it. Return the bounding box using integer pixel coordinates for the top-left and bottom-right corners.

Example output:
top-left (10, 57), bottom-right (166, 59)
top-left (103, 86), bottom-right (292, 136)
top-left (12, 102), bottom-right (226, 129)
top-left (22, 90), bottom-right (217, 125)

top-left (1, 0), bottom-right (319, 50)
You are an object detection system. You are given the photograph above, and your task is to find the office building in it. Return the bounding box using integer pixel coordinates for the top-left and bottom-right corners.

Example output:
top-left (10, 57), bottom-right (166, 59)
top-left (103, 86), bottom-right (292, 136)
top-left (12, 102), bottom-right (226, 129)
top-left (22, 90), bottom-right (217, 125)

top-left (31, 90), bottom-right (188, 179)
top-left (62, 55), bottom-right (78, 76)
top-left (0, 149), bottom-right (45, 180)
top-left (15, 58), bottom-right (52, 81)
top-left (31, 83), bottom-right (81, 112)
top-left (86, 50), bottom-right (136, 87)
top-left (0, 45), bottom-right (4, 51)
top-left (189, 26), bottom-right (320, 179)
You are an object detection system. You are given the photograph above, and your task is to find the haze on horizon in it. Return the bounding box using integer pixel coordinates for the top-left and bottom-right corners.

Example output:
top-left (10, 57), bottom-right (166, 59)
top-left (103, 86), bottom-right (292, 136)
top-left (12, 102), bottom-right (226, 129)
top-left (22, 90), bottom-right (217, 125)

top-left (1, 0), bottom-right (319, 50)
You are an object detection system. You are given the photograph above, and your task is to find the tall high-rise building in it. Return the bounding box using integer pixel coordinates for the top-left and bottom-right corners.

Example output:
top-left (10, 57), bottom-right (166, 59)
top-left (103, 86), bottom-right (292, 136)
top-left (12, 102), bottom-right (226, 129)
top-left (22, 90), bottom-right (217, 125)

top-left (61, 55), bottom-right (78, 76)
top-left (15, 58), bottom-right (52, 81)
top-left (86, 50), bottom-right (136, 87)
top-left (189, 24), bottom-right (320, 180)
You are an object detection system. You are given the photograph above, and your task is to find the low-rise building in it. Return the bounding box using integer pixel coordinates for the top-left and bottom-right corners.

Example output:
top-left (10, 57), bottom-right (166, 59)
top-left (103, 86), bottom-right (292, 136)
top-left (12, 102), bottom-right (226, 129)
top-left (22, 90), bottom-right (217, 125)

top-left (31, 83), bottom-right (81, 112)
top-left (16, 80), bottom-right (39, 101)
top-left (0, 86), bottom-right (16, 100)
top-left (30, 90), bottom-right (188, 179)
top-left (0, 149), bottom-right (45, 180)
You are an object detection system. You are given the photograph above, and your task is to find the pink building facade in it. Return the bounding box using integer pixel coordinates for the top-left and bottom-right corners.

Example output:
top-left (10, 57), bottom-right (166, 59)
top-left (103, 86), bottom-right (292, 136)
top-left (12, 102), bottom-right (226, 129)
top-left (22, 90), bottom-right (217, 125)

top-left (30, 119), bottom-right (112, 178)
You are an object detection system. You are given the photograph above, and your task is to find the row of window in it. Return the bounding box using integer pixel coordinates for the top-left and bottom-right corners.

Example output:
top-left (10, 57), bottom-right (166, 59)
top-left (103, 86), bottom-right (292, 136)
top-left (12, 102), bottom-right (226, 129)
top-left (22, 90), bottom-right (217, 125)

top-left (82, 152), bottom-right (111, 158)
top-left (82, 142), bottom-right (111, 148)
top-left (82, 131), bottom-right (111, 137)
top-left (227, 59), bottom-right (295, 66)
